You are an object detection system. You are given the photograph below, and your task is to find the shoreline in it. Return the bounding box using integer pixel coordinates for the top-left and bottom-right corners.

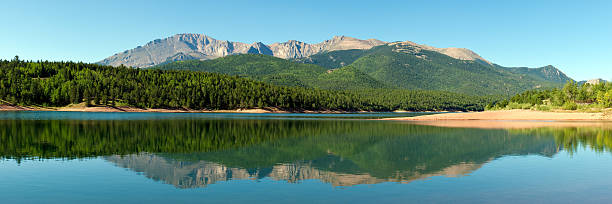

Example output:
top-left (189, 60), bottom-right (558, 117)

top-left (380, 109), bottom-right (612, 129)
top-left (0, 104), bottom-right (323, 114)
top-left (4, 104), bottom-right (612, 129)
top-left (381, 109), bottom-right (612, 121)
top-left (402, 120), bottom-right (612, 129)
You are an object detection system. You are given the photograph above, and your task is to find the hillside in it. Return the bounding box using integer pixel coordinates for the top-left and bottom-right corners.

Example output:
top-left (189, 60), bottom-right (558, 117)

top-left (154, 54), bottom-right (388, 90)
top-left (343, 44), bottom-right (567, 95)
top-left (502, 65), bottom-right (572, 83)
top-left (294, 49), bottom-right (369, 69)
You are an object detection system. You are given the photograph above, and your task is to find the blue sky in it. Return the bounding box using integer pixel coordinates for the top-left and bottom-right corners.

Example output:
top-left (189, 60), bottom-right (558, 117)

top-left (1, 0), bottom-right (610, 80)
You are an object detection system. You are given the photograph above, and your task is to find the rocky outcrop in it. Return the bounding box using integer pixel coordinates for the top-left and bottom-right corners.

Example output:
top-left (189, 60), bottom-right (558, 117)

top-left (586, 78), bottom-right (605, 85)
top-left (389, 41), bottom-right (492, 65)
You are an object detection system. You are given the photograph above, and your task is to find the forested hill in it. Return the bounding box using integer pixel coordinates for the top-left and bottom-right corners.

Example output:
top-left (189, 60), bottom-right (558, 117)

top-left (501, 65), bottom-right (573, 83)
top-left (0, 57), bottom-right (492, 111)
top-left (155, 45), bottom-right (571, 96)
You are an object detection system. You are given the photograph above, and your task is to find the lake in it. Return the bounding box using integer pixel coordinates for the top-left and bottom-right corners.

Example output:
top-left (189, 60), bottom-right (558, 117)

top-left (1, 111), bottom-right (612, 203)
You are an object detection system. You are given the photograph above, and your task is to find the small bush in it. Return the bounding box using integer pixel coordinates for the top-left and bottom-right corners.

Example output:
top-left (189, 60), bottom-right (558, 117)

top-left (534, 104), bottom-right (551, 111)
top-left (562, 102), bottom-right (578, 110)
top-left (507, 102), bottom-right (532, 110)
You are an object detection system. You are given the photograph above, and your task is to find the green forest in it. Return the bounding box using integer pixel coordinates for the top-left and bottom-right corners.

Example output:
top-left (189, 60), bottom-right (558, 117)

top-left (489, 81), bottom-right (612, 111)
top-left (0, 56), bottom-right (492, 111)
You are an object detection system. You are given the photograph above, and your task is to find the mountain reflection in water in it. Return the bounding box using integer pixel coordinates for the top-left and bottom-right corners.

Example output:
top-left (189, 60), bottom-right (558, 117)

top-left (106, 154), bottom-right (486, 188)
top-left (2, 117), bottom-right (611, 188)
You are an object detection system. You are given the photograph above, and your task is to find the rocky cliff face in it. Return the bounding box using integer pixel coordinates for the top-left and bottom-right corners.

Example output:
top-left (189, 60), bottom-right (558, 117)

top-left (269, 36), bottom-right (387, 59)
top-left (98, 34), bottom-right (387, 68)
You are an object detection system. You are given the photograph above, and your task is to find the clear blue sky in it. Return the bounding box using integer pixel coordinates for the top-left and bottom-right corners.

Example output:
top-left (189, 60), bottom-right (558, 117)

top-left (1, 0), bottom-right (610, 80)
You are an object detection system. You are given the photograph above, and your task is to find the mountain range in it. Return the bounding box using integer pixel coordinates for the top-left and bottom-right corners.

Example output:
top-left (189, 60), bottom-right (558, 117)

top-left (98, 34), bottom-right (387, 68)
top-left (99, 34), bottom-right (573, 95)
top-left (97, 33), bottom-right (501, 69)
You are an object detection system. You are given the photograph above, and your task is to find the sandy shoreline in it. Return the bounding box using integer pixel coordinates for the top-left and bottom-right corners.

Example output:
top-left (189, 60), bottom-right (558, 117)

top-left (381, 109), bottom-right (612, 129)
top-left (0, 104), bottom-right (368, 114)
top-left (402, 120), bottom-right (612, 129)
top-left (382, 109), bottom-right (612, 121)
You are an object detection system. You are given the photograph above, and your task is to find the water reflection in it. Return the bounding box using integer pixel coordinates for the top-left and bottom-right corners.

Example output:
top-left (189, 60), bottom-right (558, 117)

top-left (2, 117), bottom-right (611, 188)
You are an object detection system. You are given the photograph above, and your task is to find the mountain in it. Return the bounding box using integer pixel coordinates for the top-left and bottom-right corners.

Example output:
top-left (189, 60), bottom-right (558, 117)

top-left (328, 43), bottom-right (570, 95)
top-left (101, 33), bottom-right (573, 95)
top-left (98, 34), bottom-right (386, 68)
top-left (297, 42), bottom-right (572, 88)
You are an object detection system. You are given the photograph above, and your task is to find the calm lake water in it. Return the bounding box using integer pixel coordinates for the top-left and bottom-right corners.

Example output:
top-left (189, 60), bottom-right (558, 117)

top-left (1, 111), bottom-right (612, 203)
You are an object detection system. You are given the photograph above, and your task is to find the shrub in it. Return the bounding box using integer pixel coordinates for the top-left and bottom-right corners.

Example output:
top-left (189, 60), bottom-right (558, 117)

top-left (507, 102), bottom-right (532, 110)
top-left (534, 104), bottom-right (551, 111)
top-left (562, 102), bottom-right (578, 110)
